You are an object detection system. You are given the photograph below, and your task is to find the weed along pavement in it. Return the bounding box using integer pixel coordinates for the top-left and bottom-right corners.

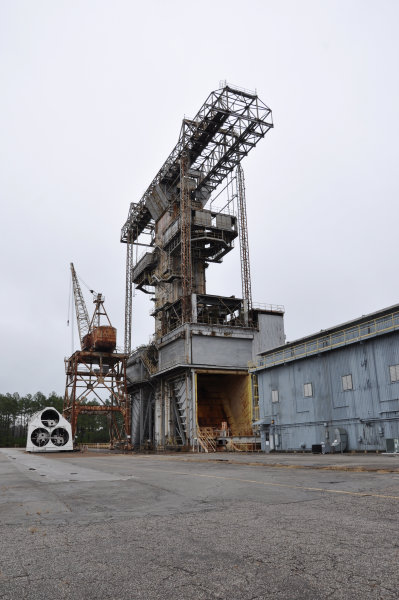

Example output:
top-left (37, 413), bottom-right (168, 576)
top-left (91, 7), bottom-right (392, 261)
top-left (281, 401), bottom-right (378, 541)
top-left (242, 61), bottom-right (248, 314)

top-left (1, 449), bottom-right (399, 599)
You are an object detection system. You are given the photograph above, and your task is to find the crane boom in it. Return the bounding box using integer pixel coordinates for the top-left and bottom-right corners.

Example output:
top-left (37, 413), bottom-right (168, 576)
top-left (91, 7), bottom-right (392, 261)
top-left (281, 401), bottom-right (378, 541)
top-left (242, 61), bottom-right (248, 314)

top-left (70, 263), bottom-right (90, 348)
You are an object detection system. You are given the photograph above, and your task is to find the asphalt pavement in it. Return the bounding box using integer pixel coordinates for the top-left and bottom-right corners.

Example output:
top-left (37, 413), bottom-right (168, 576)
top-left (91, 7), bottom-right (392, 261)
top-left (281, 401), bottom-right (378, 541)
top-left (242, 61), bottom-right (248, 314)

top-left (1, 448), bottom-right (399, 599)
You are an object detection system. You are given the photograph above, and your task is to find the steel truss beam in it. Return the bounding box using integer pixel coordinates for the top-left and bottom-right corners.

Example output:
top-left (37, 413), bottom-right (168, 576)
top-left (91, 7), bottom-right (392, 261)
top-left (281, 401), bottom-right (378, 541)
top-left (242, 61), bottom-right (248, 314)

top-left (121, 85), bottom-right (273, 243)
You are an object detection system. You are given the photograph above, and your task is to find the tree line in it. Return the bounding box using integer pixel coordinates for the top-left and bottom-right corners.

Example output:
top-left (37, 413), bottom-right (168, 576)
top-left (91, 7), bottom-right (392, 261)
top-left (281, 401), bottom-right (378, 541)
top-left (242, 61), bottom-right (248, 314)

top-left (0, 392), bottom-right (110, 447)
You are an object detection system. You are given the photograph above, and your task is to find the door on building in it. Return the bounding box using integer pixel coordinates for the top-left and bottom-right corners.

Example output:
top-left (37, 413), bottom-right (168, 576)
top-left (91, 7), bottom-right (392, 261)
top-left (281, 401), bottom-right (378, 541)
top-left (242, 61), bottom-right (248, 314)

top-left (261, 424), bottom-right (274, 452)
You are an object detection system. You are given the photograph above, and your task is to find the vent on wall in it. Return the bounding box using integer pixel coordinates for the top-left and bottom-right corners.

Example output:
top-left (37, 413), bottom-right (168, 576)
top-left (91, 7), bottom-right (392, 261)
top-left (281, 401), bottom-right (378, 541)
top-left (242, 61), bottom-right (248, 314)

top-left (386, 438), bottom-right (399, 453)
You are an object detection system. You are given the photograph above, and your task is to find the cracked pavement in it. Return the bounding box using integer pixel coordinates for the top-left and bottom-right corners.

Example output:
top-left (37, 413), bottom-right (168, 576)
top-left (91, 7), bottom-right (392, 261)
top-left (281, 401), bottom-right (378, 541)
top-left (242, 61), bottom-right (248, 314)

top-left (1, 448), bottom-right (399, 599)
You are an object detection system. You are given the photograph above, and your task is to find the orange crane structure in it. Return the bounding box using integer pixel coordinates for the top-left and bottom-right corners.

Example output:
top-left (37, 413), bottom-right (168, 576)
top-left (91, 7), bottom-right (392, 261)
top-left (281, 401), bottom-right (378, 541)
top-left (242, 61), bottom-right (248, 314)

top-left (63, 263), bottom-right (131, 448)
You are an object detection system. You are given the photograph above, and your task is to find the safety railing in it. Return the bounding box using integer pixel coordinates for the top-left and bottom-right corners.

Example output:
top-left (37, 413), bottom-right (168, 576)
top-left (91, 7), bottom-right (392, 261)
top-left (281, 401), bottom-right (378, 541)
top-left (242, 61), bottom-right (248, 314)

top-left (197, 427), bottom-right (217, 452)
top-left (78, 443), bottom-right (111, 450)
top-left (205, 204), bottom-right (236, 216)
top-left (252, 302), bottom-right (285, 313)
top-left (218, 80), bottom-right (257, 95)
top-left (196, 314), bottom-right (248, 328)
top-left (192, 229), bottom-right (233, 241)
top-left (139, 350), bottom-right (158, 375)
top-left (252, 310), bottom-right (399, 371)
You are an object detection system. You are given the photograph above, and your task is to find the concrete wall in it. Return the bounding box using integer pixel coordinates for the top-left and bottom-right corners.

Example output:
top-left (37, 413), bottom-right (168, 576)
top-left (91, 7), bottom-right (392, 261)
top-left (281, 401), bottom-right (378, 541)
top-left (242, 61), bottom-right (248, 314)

top-left (257, 332), bottom-right (399, 451)
top-left (192, 335), bottom-right (252, 369)
top-left (127, 314), bottom-right (283, 447)
top-left (157, 325), bottom-right (255, 371)
top-left (126, 353), bottom-right (146, 385)
top-left (158, 338), bottom-right (186, 370)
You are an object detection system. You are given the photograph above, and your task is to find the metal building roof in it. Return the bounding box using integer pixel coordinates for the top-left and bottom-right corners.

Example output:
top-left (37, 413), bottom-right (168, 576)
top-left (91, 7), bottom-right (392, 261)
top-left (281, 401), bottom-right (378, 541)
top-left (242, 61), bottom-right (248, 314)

top-left (252, 303), bottom-right (399, 372)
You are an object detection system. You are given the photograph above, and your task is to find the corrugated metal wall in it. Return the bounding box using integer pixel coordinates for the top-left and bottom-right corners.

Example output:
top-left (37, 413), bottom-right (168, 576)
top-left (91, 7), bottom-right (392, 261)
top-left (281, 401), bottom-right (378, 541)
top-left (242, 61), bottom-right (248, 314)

top-left (257, 332), bottom-right (399, 451)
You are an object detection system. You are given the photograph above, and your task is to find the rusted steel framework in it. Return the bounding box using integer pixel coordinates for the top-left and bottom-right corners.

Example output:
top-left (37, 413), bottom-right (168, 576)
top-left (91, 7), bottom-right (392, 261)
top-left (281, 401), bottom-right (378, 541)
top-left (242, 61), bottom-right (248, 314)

top-left (65, 264), bottom-right (131, 448)
top-left (63, 351), bottom-right (131, 448)
top-left (236, 164), bottom-right (252, 312)
top-left (121, 84), bottom-right (273, 337)
top-left (89, 293), bottom-right (113, 331)
top-left (121, 84), bottom-right (273, 244)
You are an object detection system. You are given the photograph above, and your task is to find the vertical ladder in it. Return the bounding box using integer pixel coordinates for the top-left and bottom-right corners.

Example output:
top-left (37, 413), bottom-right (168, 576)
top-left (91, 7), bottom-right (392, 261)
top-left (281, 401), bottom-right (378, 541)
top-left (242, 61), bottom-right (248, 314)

top-left (236, 165), bottom-right (252, 315)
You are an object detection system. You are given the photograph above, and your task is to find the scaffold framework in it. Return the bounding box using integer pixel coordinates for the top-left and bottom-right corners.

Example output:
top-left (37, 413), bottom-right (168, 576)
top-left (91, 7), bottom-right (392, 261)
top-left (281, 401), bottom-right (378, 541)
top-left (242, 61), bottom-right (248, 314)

top-left (121, 84), bottom-right (273, 342)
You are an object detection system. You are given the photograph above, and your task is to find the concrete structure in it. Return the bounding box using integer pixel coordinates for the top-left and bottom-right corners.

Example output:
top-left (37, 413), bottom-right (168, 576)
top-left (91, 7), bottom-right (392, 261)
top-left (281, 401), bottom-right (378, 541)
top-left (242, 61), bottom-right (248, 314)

top-left (252, 305), bottom-right (399, 452)
top-left (120, 86), bottom-right (399, 454)
top-left (121, 85), bottom-right (283, 451)
top-left (121, 86), bottom-right (399, 455)
top-left (127, 307), bottom-right (284, 450)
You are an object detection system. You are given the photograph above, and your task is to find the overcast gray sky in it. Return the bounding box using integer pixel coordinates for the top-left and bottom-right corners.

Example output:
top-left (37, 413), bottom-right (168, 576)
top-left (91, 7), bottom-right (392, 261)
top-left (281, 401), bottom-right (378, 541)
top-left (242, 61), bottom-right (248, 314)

top-left (1, 0), bottom-right (398, 396)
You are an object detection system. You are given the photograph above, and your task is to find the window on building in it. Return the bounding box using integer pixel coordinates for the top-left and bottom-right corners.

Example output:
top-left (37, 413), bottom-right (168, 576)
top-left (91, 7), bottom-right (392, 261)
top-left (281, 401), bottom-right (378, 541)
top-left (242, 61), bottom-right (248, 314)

top-left (342, 374), bottom-right (353, 391)
top-left (389, 364), bottom-right (399, 383)
top-left (271, 389), bottom-right (279, 403)
top-left (304, 382), bottom-right (313, 397)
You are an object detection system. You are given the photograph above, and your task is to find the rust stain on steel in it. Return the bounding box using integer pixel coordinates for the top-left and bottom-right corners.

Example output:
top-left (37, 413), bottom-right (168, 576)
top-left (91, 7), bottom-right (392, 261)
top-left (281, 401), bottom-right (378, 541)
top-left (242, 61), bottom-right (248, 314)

top-left (91, 326), bottom-right (117, 352)
top-left (63, 350), bottom-right (131, 450)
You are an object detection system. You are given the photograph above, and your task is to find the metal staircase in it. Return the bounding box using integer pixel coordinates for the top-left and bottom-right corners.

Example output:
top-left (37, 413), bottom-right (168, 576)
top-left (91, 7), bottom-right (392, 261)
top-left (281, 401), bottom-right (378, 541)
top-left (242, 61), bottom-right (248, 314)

top-left (197, 427), bottom-right (217, 452)
top-left (170, 377), bottom-right (188, 445)
top-left (139, 346), bottom-right (158, 375)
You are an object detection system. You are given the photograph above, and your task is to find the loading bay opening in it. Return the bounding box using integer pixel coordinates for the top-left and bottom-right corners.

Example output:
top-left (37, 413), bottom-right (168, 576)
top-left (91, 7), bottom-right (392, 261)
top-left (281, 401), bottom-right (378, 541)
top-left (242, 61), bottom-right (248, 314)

top-left (196, 371), bottom-right (258, 451)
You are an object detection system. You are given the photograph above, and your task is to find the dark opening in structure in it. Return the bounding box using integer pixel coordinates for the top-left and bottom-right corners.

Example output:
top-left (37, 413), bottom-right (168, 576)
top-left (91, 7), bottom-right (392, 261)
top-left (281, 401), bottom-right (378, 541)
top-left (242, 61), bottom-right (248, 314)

top-left (196, 372), bottom-right (252, 437)
top-left (41, 409), bottom-right (59, 428)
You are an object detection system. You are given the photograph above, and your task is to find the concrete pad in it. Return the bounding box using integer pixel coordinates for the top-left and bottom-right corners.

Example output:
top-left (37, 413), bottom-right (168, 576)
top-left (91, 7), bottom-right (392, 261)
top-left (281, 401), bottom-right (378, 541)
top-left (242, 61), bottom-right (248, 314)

top-left (1, 448), bottom-right (399, 599)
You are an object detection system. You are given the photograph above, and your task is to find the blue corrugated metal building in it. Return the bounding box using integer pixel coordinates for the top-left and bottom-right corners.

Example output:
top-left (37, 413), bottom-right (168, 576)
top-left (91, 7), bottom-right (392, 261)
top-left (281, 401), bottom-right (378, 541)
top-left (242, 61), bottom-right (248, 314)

top-left (252, 305), bottom-right (399, 452)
